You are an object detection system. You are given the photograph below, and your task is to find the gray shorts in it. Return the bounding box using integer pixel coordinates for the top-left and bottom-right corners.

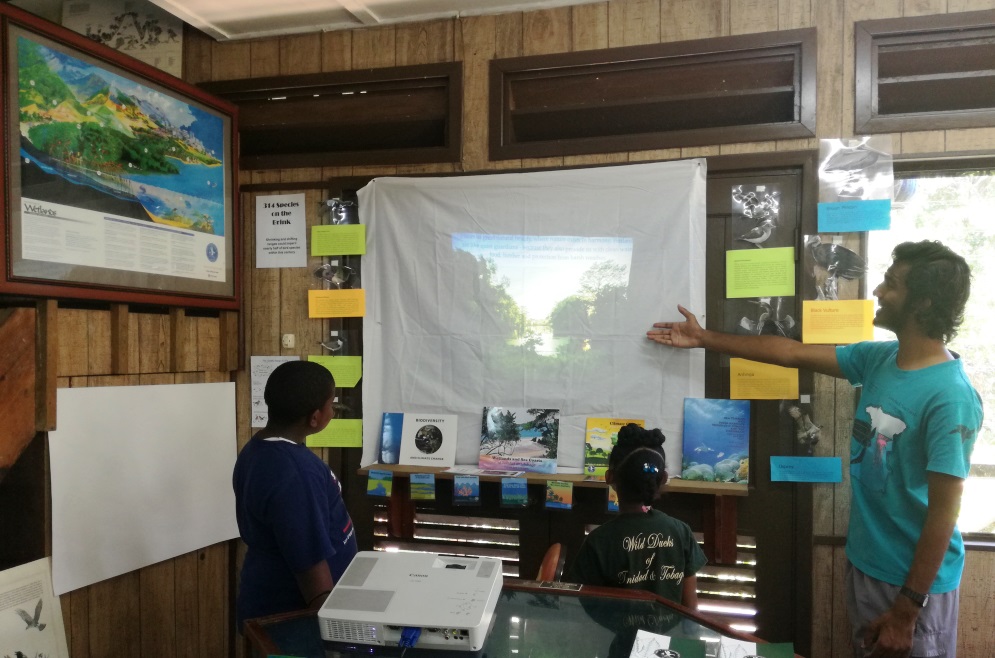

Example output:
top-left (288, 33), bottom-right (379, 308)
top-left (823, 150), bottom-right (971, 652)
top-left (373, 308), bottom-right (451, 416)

top-left (845, 562), bottom-right (959, 658)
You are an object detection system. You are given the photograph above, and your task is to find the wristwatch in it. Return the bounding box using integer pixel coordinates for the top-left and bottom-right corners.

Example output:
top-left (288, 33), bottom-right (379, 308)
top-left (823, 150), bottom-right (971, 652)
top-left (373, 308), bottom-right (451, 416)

top-left (899, 586), bottom-right (929, 608)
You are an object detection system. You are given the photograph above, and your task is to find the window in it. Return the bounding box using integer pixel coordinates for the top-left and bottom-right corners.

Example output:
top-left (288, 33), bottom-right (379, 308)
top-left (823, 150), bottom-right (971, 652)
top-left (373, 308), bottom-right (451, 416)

top-left (866, 170), bottom-right (995, 534)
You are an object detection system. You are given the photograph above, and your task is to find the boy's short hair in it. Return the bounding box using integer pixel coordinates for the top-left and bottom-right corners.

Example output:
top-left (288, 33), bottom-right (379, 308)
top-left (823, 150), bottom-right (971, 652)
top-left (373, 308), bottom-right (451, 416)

top-left (609, 424), bottom-right (667, 506)
top-left (892, 240), bottom-right (971, 342)
top-left (264, 361), bottom-right (335, 426)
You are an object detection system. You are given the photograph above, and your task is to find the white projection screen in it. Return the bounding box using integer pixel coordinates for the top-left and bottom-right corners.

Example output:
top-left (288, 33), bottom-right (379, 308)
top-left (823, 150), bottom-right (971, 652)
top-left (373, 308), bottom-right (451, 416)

top-left (360, 160), bottom-right (706, 475)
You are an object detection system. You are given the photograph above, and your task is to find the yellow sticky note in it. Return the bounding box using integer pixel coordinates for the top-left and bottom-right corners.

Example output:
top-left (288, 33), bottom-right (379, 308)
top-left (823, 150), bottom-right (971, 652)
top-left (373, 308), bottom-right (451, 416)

top-left (308, 355), bottom-right (363, 388)
top-left (311, 225), bottom-right (366, 256)
top-left (307, 418), bottom-right (363, 448)
top-left (729, 358), bottom-right (799, 400)
top-left (308, 289), bottom-right (365, 318)
top-left (726, 247), bottom-right (795, 298)
top-left (802, 300), bottom-right (875, 344)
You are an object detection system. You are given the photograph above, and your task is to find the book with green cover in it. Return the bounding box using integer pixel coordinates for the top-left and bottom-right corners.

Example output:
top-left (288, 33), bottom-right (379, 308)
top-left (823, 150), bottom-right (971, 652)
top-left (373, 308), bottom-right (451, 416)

top-left (584, 417), bottom-right (645, 480)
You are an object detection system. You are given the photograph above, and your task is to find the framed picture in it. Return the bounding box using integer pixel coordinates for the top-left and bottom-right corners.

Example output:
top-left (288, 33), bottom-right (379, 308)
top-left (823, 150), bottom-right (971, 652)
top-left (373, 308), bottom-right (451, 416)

top-left (1, 5), bottom-right (239, 309)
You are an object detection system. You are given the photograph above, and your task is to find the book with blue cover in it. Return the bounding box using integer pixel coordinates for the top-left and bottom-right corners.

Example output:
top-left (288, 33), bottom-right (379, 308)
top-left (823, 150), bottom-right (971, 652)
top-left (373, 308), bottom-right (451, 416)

top-left (681, 398), bottom-right (750, 485)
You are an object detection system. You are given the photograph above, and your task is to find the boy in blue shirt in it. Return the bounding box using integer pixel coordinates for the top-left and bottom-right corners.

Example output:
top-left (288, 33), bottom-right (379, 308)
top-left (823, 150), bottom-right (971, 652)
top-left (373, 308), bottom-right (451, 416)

top-left (233, 360), bottom-right (358, 629)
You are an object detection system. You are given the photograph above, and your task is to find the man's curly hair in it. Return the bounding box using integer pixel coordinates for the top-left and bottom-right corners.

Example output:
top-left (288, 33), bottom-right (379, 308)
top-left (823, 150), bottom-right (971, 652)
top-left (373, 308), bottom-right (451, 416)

top-left (892, 240), bottom-right (971, 343)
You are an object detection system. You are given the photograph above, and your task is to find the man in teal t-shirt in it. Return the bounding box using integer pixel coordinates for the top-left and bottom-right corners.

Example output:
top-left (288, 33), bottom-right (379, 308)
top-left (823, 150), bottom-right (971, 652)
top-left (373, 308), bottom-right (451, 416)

top-left (648, 240), bottom-right (982, 657)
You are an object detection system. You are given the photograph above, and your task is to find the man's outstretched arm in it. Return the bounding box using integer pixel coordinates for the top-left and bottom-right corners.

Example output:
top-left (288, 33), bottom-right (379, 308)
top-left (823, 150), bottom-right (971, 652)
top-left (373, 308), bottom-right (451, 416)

top-left (647, 305), bottom-right (845, 379)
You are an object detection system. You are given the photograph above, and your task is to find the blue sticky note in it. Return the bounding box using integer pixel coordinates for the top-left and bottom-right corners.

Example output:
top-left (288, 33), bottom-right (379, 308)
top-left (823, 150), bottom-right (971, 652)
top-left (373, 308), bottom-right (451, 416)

top-left (770, 456), bottom-right (842, 483)
top-left (818, 199), bottom-right (891, 232)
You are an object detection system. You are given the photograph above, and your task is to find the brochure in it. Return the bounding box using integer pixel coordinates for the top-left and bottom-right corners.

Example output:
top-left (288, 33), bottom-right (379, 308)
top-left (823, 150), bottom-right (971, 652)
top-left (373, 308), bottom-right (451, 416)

top-left (584, 417), bottom-right (645, 480)
top-left (479, 406), bottom-right (559, 474)
top-left (453, 475), bottom-right (480, 506)
top-left (545, 480), bottom-right (573, 510)
top-left (410, 473), bottom-right (436, 501)
top-left (399, 413), bottom-right (458, 468)
top-left (716, 637), bottom-right (795, 658)
top-left (500, 477), bottom-right (529, 508)
top-left (366, 469), bottom-right (392, 497)
top-left (682, 398), bottom-right (750, 485)
top-left (628, 629), bottom-right (706, 658)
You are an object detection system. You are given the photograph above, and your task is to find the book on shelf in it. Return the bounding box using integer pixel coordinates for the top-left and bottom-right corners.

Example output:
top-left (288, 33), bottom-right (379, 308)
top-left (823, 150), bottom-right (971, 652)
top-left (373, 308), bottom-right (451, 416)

top-left (478, 406), bottom-right (558, 474)
top-left (681, 398), bottom-right (750, 485)
top-left (398, 413), bottom-right (458, 468)
top-left (583, 417), bottom-right (645, 480)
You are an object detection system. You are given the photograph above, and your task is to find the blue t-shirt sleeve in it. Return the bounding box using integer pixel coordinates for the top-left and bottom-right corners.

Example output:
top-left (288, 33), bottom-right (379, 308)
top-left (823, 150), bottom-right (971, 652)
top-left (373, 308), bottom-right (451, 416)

top-left (266, 462), bottom-right (334, 573)
top-left (836, 341), bottom-right (874, 385)
top-left (925, 390), bottom-right (983, 479)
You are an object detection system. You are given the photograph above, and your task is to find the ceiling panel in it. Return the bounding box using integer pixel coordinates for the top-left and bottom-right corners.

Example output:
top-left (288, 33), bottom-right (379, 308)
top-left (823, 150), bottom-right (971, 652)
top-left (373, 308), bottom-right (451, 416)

top-left (149, 0), bottom-right (602, 41)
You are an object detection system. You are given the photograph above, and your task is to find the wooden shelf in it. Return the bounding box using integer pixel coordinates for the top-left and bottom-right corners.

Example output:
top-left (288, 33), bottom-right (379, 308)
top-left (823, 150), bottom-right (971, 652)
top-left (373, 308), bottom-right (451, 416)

top-left (357, 464), bottom-right (748, 496)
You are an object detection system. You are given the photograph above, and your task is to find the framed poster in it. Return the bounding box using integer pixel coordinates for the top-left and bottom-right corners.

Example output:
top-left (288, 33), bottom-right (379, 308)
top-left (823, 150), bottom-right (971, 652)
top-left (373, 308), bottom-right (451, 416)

top-left (1, 5), bottom-right (239, 309)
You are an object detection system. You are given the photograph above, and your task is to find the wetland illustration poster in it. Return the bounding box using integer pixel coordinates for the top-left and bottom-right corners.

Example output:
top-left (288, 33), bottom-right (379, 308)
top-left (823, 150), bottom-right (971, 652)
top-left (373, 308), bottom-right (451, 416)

top-left (8, 28), bottom-right (231, 296)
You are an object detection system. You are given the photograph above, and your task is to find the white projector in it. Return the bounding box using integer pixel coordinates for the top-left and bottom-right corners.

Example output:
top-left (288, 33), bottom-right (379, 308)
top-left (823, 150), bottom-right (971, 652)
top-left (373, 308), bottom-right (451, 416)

top-left (317, 551), bottom-right (504, 651)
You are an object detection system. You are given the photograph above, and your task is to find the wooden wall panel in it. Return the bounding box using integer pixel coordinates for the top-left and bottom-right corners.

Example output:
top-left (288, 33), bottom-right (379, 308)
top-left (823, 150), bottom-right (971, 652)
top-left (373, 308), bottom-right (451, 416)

top-left (281, 33), bottom-right (323, 74)
top-left (352, 27), bottom-right (397, 68)
top-left (608, 0), bottom-right (661, 46)
top-left (958, 550), bottom-right (995, 655)
top-left (321, 30), bottom-right (353, 72)
top-left (730, 0), bottom-right (780, 35)
top-left (57, 308), bottom-right (90, 377)
top-left (457, 15), bottom-right (496, 172)
top-left (779, 0), bottom-right (813, 29)
top-left (904, 0), bottom-right (948, 15)
top-left (571, 2), bottom-right (609, 50)
top-left (250, 40), bottom-right (281, 78)
top-left (396, 20), bottom-right (454, 65)
top-left (662, 0), bottom-right (725, 41)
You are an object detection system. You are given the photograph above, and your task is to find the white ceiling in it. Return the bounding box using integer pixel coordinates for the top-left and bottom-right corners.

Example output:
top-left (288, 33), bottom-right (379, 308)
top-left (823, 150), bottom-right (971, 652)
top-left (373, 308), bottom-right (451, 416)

top-left (15, 0), bottom-right (601, 41)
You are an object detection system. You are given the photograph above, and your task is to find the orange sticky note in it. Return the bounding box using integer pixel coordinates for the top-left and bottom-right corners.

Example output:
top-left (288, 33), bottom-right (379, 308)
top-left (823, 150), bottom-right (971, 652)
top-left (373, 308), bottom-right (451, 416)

top-left (729, 358), bottom-right (799, 400)
top-left (308, 289), bottom-right (365, 318)
top-left (802, 300), bottom-right (874, 344)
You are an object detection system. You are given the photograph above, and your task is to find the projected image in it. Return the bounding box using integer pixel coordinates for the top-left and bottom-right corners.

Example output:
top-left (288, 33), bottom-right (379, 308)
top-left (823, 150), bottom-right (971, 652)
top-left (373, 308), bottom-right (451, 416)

top-left (452, 234), bottom-right (633, 359)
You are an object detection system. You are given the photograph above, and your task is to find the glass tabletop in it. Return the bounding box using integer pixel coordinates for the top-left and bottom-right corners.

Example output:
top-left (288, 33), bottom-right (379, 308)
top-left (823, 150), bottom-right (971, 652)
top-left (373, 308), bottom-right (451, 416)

top-left (247, 582), bottom-right (751, 658)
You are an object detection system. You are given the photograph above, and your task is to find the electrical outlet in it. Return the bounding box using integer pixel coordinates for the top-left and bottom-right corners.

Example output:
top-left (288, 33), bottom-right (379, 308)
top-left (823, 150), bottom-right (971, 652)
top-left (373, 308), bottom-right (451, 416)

top-left (281, 334), bottom-right (295, 348)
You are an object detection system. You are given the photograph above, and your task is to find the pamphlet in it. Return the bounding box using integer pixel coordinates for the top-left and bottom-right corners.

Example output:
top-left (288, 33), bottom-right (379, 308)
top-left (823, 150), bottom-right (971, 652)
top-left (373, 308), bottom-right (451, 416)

top-left (479, 406), bottom-right (558, 474)
top-left (399, 413), bottom-right (457, 468)
top-left (453, 475), bottom-right (480, 506)
top-left (367, 469), bottom-right (392, 497)
top-left (628, 629), bottom-right (706, 658)
top-left (716, 637), bottom-right (795, 658)
top-left (500, 477), bottom-right (528, 507)
top-left (410, 472), bottom-right (436, 501)
top-left (545, 480), bottom-right (573, 510)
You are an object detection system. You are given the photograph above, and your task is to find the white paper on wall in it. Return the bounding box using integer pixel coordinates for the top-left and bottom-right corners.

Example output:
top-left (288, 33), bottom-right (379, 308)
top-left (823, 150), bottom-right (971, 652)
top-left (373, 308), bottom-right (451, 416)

top-left (49, 382), bottom-right (239, 594)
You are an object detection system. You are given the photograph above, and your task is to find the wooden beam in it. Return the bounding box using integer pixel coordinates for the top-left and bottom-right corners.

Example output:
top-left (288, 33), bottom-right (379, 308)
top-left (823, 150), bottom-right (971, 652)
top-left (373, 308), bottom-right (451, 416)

top-left (0, 308), bottom-right (39, 482)
top-left (110, 303), bottom-right (131, 374)
top-left (36, 301), bottom-right (57, 431)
